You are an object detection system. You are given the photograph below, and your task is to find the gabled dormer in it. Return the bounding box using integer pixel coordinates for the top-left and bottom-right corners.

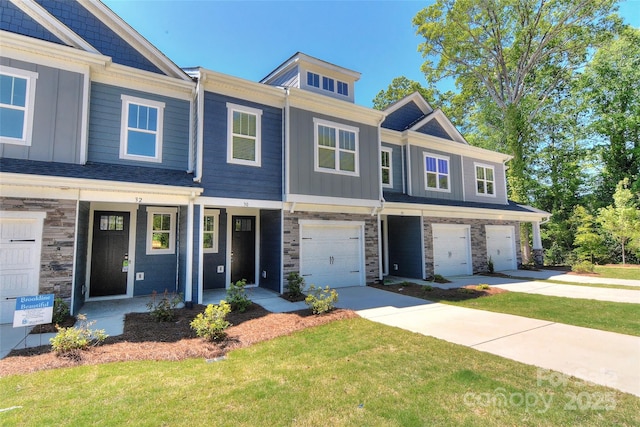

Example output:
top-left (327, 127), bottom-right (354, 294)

top-left (260, 52), bottom-right (360, 103)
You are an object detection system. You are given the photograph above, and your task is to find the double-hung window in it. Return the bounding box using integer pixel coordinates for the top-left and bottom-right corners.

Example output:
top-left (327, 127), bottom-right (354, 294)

top-left (120, 95), bottom-right (164, 162)
top-left (203, 209), bottom-right (220, 253)
top-left (227, 103), bottom-right (262, 167)
top-left (146, 207), bottom-right (176, 255)
top-left (381, 148), bottom-right (392, 187)
top-left (307, 72), bottom-right (320, 88)
top-left (475, 163), bottom-right (495, 196)
top-left (424, 153), bottom-right (450, 191)
top-left (0, 66), bottom-right (38, 146)
top-left (314, 118), bottom-right (359, 176)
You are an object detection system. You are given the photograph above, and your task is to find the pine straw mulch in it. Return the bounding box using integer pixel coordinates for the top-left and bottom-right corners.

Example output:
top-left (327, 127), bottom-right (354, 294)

top-left (0, 304), bottom-right (357, 377)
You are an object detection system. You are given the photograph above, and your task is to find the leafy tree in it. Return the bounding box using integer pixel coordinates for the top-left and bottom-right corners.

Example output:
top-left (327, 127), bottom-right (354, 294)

top-left (372, 76), bottom-right (436, 110)
top-left (598, 178), bottom-right (640, 264)
top-left (572, 206), bottom-right (607, 264)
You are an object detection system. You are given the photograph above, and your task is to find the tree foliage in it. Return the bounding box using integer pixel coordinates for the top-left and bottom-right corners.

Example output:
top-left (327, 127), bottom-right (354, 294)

top-left (372, 76), bottom-right (436, 110)
top-left (598, 178), bottom-right (640, 264)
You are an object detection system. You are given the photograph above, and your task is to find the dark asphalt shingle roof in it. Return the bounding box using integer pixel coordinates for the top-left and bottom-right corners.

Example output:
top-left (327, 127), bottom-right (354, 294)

top-left (383, 191), bottom-right (540, 214)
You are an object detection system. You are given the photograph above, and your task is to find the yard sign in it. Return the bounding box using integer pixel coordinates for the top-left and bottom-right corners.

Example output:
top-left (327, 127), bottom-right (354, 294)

top-left (13, 294), bottom-right (54, 328)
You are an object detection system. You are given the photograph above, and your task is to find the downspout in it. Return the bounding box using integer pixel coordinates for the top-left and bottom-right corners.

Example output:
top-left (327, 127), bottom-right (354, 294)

top-left (376, 114), bottom-right (386, 282)
top-left (187, 75), bottom-right (196, 173)
top-left (193, 69), bottom-right (205, 183)
top-left (281, 88), bottom-right (289, 293)
top-left (185, 192), bottom-right (195, 304)
top-left (401, 145), bottom-right (406, 194)
top-left (405, 137), bottom-right (412, 196)
top-left (70, 189), bottom-right (81, 314)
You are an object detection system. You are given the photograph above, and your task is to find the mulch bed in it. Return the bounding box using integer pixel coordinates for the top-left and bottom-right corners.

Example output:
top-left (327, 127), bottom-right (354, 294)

top-left (30, 316), bottom-right (76, 334)
top-left (369, 282), bottom-right (508, 302)
top-left (0, 303), bottom-right (357, 377)
top-left (280, 292), bottom-right (306, 302)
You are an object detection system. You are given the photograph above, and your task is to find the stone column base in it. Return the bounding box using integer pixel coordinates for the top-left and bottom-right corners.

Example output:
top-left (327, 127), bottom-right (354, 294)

top-left (533, 248), bottom-right (544, 267)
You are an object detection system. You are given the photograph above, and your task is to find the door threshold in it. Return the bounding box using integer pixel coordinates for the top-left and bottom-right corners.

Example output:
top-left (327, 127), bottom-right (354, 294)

top-left (86, 294), bottom-right (131, 302)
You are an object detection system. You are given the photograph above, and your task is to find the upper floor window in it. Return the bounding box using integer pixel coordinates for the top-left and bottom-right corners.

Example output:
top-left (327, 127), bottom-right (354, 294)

top-left (146, 207), bottom-right (176, 255)
top-left (227, 103), bottom-right (262, 167)
top-left (203, 209), bottom-right (220, 253)
top-left (0, 66), bottom-right (38, 146)
top-left (337, 81), bottom-right (349, 96)
top-left (120, 95), bottom-right (164, 163)
top-left (307, 72), bottom-right (320, 88)
top-left (322, 76), bottom-right (334, 92)
top-left (314, 118), bottom-right (359, 176)
top-left (424, 153), bottom-right (449, 191)
top-left (381, 148), bottom-right (392, 188)
top-left (475, 163), bottom-right (495, 196)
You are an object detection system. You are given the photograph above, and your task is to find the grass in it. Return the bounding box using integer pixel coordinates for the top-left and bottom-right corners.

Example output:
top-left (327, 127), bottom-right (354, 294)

top-left (593, 265), bottom-right (640, 281)
top-left (1, 318), bottom-right (638, 426)
top-left (438, 293), bottom-right (640, 336)
top-left (504, 277), bottom-right (640, 291)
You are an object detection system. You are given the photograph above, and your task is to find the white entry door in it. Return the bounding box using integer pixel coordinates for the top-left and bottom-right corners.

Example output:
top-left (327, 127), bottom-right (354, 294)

top-left (300, 221), bottom-right (365, 288)
top-left (0, 213), bottom-right (45, 323)
top-left (486, 225), bottom-right (517, 271)
top-left (432, 224), bottom-right (472, 277)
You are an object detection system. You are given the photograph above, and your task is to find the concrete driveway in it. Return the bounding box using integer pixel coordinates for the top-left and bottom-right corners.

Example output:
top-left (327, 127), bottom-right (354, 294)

top-left (336, 286), bottom-right (640, 397)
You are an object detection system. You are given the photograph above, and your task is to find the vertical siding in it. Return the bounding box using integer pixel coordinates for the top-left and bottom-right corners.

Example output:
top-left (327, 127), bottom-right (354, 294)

top-left (410, 146), bottom-right (463, 200)
top-left (387, 216), bottom-right (423, 279)
top-left (73, 201), bottom-right (90, 314)
top-left (259, 209), bottom-right (281, 291)
top-left (462, 157), bottom-right (508, 204)
top-left (88, 82), bottom-right (190, 170)
top-left (381, 142), bottom-right (403, 193)
top-left (200, 92), bottom-right (282, 200)
top-left (203, 208), bottom-right (227, 289)
top-left (0, 58), bottom-right (83, 163)
top-left (289, 108), bottom-right (379, 201)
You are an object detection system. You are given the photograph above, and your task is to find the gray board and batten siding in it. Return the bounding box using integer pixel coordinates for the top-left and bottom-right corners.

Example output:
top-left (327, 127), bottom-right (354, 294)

top-left (381, 142), bottom-right (403, 193)
top-left (88, 82), bottom-right (190, 170)
top-left (288, 107), bottom-right (380, 201)
top-left (201, 91), bottom-right (282, 201)
top-left (462, 156), bottom-right (508, 205)
top-left (409, 146), bottom-right (463, 200)
top-left (0, 57), bottom-right (84, 163)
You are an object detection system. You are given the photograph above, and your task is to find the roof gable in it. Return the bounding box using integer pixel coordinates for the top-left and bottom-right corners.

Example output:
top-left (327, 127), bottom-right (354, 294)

top-left (1, 0), bottom-right (64, 45)
top-left (410, 109), bottom-right (467, 144)
top-left (381, 92), bottom-right (434, 131)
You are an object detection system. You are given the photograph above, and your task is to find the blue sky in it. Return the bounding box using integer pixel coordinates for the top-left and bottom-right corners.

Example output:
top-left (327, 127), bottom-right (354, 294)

top-left (103, 0), bottom-right (640, 107)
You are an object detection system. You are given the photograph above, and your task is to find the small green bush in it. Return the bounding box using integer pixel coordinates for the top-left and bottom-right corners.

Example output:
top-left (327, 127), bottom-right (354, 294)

top-left (572, 261), bottom-right (595, 274)
top-left (227, 279), bottom-right (251, 312)
top-left (286, 272), bottom-right (305, 297)
top-left (433, 274), bottom-right (449, 283)
top-left (146, 290), bottom-right (182, 322)
top-left (190, 300), bottom-right (232, 341)
top-left (304, 285), bottom-right (338, 315)
top-left (476, 284), bottom-right (490, 290)
top-left (487, 257), bottom-right (495, 274)
top-left (52, 297), bottom-right (70, 324)
top-left (50, 314), bottom-right (107, 358)
top-left (423, 285), bottom-right (434, 292)
top-left (457, 288), bottom-right (473, 294)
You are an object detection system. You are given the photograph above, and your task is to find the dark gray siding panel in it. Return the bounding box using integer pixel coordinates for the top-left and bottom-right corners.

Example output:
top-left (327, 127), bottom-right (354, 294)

top-left (88, 82), bottom-right (190, 170)
top-left (410, 146), bottom-right (462, 200)
top-left (382, 102), bottom-right (425, 131)
top-left (259, 209), bottom-right (281, 292)
top-left (0, 58), bottom-right (83, 163)
top-left (72, 201), bottom-right (90, 314)
top-left (462, 157), bottom-right (507, 204)
top-left (203, 209), bottom-right (227, 289)
top-left (381, 142), bottom-right (403, 193)
top-left (289, 107), bottom-right (379, 201)
top-left (416, 120), bottom-right (453, 140)
top-left (387, 216), bottom-right (422, 278)
top-left (200, 92), bottom-right (282, 200)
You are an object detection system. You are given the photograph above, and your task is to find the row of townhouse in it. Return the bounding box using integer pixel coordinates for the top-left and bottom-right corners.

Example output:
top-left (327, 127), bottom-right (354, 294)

top-left (0, 0), bottom-right (549, 322)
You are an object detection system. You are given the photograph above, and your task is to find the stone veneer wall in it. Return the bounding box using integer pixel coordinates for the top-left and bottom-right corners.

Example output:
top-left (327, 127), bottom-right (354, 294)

top-left (283, 211), bottom-right (379, 284)
top-left (424, 217), bottom-right (521, 275)
top-left (0, 197), bottom-right (77, 301)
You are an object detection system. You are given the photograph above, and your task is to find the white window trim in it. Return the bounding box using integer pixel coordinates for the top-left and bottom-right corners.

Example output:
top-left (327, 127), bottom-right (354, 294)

top-left (120, 94), bottom-right (165, 163)
top-left (146, 207), bottom-right (177, 255)
top-left (203, 209), bottom-right (220, 254)
top-left (381, 147), bottom-right (393, 188)
top-left (474, 162), bottom-right (497, 197)
top-left (313, 118), bottom-right (360, 177)
top-left (423, 152), bottom-right (451, 193)
top-left (0, 66), bottom-right (38, 146)
top-left (337, 80), bottom-right (349, 97)
top-left (226, 102), bottom-right (262, 167)
top-left (307, 71), bottom-right (320, 88)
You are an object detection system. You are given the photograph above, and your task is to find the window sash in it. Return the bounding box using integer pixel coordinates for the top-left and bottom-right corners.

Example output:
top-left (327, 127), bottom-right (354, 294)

top-left (337, 81), bottom-right (349, 96)
top-left (307, 72), bottom-right (320, 88)
top-left (227, 103), bottom-right (262, 166)
top-left (475, 165), bottom-right (495, 195)
top-left (120, 95), bottom-right (164, 162)
top-left (0, 67), bottom-right (37, 145)
top-left (203, 210), bottom-right (220, 253)
top-left (315, 120), bottom-right (358, 175)
top-left (381, 150), bottom-right (392, 186)
top-left (146, 208), bottom-right (176, 255)
top-left (424, 154), bottom-right (449, 191)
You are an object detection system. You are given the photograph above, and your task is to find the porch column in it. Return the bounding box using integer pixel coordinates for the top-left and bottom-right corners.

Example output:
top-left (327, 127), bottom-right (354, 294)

top-left (532, 221), bottom-right (543, 267)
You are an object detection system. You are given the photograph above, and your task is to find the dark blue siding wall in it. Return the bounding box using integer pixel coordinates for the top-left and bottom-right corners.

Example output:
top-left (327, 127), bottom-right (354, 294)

top-left (416, 120), bottom-right (453, 140)
top-left (72, 201), bottom-right (90, 314)
top-left (201, 92), bottom-right (282, 200)
top-left (260, 209), bottom-right (281, 291)
top-left (382, 102), bottom-right (425, 131)
top-left (0, 0), bottom-right (64, 44)
top-left (387, 216), bottom-right (423, 279)
top-left (88, 83), bottom-right (190, 170)
top-left (203, 209), bottom-right (227, 289)
top-left (35, 0), bottom-right (163, 74)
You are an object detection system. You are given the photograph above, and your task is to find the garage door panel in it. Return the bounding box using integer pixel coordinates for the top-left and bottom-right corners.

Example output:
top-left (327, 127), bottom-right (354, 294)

top-left (486, 226), bottom-right (516, 271)
top-left (432, 225), bottom-right (472, 277)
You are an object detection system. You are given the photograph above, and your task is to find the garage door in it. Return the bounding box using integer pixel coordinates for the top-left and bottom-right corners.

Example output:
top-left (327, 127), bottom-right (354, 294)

top-left (486, 225), bottom-right (516, 271)
top-left (432, 224), bottom-right (472, 277)
top-left (300, 221), bottom-right (365, 288)
top-left (0, 213), bottom-right (45, 323)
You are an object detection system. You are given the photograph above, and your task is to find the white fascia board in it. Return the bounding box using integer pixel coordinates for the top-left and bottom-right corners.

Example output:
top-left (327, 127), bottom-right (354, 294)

top-left (286, 194), bottom-right (382, 209)
top-left (200, 68), bottom-right (286, 108)
top-left (92, 63), bottom-right (194, 100)
top-left (195, 196), bottom-right (283, 210)
top-left (288, 87), bottom-right (386, 127)
top-left (380, 128), bottom-right (404, 144)
top-left (287, 202), bottom-right (378, 216)
top-left (405, 130), bottom-right (513, 163)
top-left (81, 0), bottom-right (191, 81)
top-left (10, 0), bottom-right (99, 53)
top-left (410, 109), bottom-right (467, 144)
top-left (297, 53), bottom-right (361, 80)
top-left (383, 92), bottom-right (433, 116)
top-left (382, 202), bottom-right (550, 222)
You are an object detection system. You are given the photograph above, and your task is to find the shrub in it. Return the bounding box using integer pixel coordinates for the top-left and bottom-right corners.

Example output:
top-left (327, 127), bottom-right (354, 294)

top-left (227, 279), bottom-right (251, 312)
top-left (476, 284), bottom-right (490, 290)
top-left (146, 290), bottom-right (183, 322)
top-left (190, 300), bottom-right (232, 341)
top-left (50, 314), bottom-right (107, 358)
top-left (286, 272), bottom-right (305, 297)
top-left (52, 297), bottom-right (70, 325)
top-left (433, 274), bottom-right (449, 283)
top-left (487, 257), bottom-right (495, 274)
top-left (304, 285), bottom-right (338, 315)
top-left (572, 261), bottom-right (595, 274)
top-left (423, 285), bottom-right (434, 292)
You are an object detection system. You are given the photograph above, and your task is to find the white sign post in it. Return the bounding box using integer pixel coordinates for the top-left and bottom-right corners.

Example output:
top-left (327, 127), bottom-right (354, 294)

top-left (13, 294), bottom-right (55, 328)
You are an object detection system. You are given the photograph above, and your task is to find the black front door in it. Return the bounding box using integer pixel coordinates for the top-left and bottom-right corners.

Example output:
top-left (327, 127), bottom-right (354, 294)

top-left (90, 211), bottom-right (130, 297)
top-left (231, 216), bottom-right (255, 284)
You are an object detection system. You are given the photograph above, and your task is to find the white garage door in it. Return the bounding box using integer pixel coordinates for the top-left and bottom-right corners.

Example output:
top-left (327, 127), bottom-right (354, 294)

top-left (0, 213), bottom-right (45, 323)
top-left (432, 224), bottom-right (472, 277)
top-left (486, 225), bottom-right (517, 271)
top-left (300, 221), bottom-right (365, 288)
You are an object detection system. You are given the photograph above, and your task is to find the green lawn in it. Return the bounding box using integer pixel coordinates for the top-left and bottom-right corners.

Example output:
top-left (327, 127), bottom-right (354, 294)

top-left (1, 318), bottom-right (638, 426)
top-left (594, 265), bottom-right (640, 280)
top-left (439, 293), bottom-right (640, 336)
